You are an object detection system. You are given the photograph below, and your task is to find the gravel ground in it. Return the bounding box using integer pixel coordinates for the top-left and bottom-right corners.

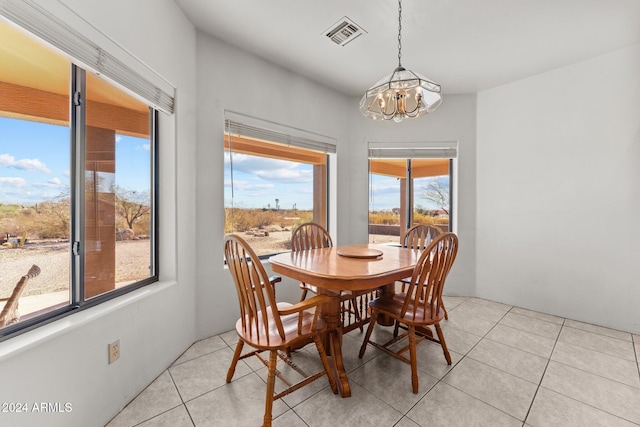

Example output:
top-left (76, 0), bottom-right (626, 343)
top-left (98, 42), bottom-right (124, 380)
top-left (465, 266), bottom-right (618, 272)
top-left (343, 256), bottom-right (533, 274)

top-left (0, 240), bottom-right (150, 297)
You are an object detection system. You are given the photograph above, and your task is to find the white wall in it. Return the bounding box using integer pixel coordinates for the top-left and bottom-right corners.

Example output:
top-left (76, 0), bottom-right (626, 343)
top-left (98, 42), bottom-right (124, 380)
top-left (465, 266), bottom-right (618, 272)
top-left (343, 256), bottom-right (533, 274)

top-left (0, 1), bottom-right (198, 426)
top-left (348, 95), bottom-right (477, 297)
top-left (477, 44), bottom-right (640, 334)
top-left (194, 31), bottom-right (352, 339)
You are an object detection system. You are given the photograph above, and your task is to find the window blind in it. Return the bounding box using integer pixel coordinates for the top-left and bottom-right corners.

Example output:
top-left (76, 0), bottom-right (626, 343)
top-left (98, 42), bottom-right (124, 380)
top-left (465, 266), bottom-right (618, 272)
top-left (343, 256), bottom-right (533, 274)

top-left (368, 141), bottom-right (457, 159)
top-left (0, 0), bottom-right (175, 114)
top-left (224, 112), bottom-right (337, 154)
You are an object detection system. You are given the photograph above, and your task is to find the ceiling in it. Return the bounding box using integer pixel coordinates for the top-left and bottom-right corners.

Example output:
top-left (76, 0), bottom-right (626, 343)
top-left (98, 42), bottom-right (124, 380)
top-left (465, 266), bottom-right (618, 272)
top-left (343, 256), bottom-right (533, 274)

top-left (175, 0), bottom-right (640, 96)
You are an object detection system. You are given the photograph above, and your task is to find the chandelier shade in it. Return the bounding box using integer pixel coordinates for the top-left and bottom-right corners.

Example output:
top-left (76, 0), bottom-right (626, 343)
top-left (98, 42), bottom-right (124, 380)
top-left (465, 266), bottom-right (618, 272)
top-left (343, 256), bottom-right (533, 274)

top-left (360, 0), bottom-right (442, 122)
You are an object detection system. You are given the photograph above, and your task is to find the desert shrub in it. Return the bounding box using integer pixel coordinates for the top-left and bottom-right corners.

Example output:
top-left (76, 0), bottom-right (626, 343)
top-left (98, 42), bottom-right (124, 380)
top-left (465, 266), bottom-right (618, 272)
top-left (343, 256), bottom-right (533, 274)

top-left (369, 211), bottom-right (399, 225)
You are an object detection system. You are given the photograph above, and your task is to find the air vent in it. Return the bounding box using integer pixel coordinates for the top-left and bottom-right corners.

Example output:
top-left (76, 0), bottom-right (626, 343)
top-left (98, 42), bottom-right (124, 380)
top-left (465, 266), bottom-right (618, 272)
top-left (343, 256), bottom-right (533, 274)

top-left (324, 17), bottom-right (366, 46)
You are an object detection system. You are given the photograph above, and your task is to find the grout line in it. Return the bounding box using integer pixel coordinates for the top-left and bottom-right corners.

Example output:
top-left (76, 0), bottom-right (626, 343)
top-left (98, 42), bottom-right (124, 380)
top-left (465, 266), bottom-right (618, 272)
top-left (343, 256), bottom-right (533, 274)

top-left (521, 317), bottom-right (564, 424)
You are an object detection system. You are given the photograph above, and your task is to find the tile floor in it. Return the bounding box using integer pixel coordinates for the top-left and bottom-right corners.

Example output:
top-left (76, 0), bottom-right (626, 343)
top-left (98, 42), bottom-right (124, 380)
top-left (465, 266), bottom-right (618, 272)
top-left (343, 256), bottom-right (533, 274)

top-left (106, 297), bottom-right (640, 426)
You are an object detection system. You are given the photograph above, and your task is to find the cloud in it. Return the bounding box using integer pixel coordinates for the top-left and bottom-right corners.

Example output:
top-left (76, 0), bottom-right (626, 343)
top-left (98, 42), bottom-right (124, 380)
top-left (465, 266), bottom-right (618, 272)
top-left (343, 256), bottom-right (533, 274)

top-left (224, 179), bottom-right (274, 191)
top-left (116, 136), bottom-right (123, 142)
top-left (139, 144), bottom-right (150, 151)
top-left (63, 170), bottom-right (71, 177)
top-left (224, 153), bottom-right (312, 183)
top-left (0, 177), bottom-right (28, 188)
top-left (0, 153), bottom-right (51, 173)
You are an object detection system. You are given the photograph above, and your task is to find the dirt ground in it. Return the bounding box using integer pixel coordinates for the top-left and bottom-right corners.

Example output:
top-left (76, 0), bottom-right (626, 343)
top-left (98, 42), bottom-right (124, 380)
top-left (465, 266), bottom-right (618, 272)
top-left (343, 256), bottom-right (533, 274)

top-left (1, 232), bottom-right (399, 298)
top-left (0, 240), bottom-right (150, 297)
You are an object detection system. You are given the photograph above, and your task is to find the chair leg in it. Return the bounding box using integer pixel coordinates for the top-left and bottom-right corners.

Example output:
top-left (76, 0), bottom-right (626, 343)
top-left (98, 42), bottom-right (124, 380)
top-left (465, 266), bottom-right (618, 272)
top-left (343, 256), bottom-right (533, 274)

top-left (299, 288), bottom-right (308, 302)
top-left (408, 325), bottom-right (419, 393)
top-left (441, 300), bottom-right (449, 320)
top-left (313, 335), bottom-right (338, 394)
top-left (393, 320), bottom-right (400, 338)
top-left (359, 311), bottom-right (379, 358)
top-left (263, 350), bottom-right (278, 427)
top-left (226, 339), bottom-right (244, 383)
top-left (434, 323), bottom-right (452, 365)
top-left (351, 297), bottom-right (364, 332)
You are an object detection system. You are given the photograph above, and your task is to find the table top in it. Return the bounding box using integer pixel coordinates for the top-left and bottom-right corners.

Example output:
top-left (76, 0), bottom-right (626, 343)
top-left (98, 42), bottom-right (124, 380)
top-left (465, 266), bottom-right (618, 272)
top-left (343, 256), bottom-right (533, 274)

top-left (269, 244), bottom-right (422, 292)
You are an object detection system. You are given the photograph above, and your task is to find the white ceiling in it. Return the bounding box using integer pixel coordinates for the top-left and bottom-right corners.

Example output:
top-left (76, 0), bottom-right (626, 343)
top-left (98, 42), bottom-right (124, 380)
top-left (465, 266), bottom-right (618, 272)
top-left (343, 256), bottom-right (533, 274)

top-left (175, 0), bottom-right (640, 96)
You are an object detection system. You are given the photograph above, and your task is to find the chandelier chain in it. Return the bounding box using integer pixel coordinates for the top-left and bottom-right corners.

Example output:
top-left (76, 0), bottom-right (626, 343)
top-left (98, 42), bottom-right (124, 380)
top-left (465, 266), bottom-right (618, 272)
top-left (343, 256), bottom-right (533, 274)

top-left (397, 0), bottom-right (402, 67)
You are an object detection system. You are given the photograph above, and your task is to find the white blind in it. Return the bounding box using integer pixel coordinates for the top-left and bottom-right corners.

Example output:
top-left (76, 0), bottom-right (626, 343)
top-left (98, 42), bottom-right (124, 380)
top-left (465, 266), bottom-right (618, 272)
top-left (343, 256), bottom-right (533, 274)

top-left (368, 141), bottom-right (457, 159)
top-left (0, 0), bottom-right (175, 114)
top-left (225, 111), bottom-right (337, 154)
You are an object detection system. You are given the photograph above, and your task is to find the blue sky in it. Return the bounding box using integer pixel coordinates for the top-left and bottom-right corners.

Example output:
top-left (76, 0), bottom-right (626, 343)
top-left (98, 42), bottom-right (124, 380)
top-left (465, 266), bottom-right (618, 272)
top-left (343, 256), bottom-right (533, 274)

top-left (0, 117), bottom-right (150, 205)
top-left (224, 152), bottom-right (314, 210)
top-left (370, 174), bottom-right (449, 211)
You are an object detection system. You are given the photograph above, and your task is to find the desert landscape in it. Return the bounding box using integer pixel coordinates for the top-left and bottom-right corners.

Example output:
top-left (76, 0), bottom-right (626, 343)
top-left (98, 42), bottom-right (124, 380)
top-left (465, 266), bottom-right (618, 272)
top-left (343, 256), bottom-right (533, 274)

top-left (0, 239), bottom-right (150, 298)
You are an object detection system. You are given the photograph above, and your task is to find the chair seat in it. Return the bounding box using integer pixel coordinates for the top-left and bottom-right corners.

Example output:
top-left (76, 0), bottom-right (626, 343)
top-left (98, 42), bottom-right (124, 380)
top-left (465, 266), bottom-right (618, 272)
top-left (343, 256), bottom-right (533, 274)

top-left (236, 302), bottom-right (326, 350)
top-left (369, 293), bottom-right (445, 326)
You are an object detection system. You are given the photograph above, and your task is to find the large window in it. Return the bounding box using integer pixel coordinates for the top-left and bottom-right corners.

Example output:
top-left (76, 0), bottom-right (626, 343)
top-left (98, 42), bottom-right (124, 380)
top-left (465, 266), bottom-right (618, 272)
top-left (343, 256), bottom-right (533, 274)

top-left (224, 114), bottom-right (335, 258)
top-left (0, 14), bottom-right (163, 339)
top-left (368, 142), bottom-right (456, 244)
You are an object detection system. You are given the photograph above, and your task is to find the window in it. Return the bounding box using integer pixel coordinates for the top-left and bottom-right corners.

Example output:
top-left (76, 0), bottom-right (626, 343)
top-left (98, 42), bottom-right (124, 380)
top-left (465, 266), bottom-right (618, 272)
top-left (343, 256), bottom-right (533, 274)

top-left (368, 142), bottom-right (456, 244)
top-left (0, 8), bottom-right (168, 339)
top-left (224, 113), bottom-right (336, 258)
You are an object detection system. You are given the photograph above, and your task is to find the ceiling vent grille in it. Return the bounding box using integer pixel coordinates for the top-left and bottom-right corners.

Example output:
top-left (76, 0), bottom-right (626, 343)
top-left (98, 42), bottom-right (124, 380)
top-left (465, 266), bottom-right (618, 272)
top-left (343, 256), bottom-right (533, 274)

top-left (324, 17), bottom-right (366, 46)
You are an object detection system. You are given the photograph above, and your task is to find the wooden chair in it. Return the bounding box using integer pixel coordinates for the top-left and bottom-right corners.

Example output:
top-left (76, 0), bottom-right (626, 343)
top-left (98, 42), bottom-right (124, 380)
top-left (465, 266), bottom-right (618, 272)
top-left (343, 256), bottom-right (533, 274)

top-left (399, 224), bottom-right (448, 320)
top-left (401, 224), bottom-right (443, 250)
top-left (224, 235), bottom-right (337, 427)
top-left (291, 222), bottom-right (369, 332)
top-left (0, 265), bottom-right (41, 328)
top-left (359, 232), bottom-right (459, 393)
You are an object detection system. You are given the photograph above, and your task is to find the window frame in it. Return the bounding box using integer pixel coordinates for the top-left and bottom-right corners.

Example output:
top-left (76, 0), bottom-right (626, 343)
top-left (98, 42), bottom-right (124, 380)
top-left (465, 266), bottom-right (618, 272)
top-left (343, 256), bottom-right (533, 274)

top-left (224, 113), bottom-right (336, 260)
top-left (0, 26), bottom-right (161, 342)
top-left (368, 142), bottom-right (457, 241)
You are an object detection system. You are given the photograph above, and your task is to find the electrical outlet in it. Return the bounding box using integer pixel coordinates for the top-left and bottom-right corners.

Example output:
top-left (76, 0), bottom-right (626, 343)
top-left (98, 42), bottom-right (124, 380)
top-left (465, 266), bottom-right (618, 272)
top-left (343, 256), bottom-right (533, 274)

top-left (108, 340), bottom-right (120, 364)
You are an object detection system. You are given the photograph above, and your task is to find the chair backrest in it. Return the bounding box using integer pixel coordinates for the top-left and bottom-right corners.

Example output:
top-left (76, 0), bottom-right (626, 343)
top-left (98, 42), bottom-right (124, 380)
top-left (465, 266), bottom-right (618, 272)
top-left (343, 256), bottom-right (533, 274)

top-left (402, 233), bottom-right (458, 321)
top-left (401, 224), bottom-right (443, 250)
top-left (224, 235), bottom-right (285, 344)
top-left (291, 222), bottom-right (333, 252)
top-left (0, 264), bottom-right (41, 327)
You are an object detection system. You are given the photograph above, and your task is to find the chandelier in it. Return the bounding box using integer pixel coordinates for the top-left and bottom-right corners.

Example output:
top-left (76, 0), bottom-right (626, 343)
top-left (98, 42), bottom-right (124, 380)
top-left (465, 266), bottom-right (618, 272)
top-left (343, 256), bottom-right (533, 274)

top-left (359, 0), bottom-right (442, 122)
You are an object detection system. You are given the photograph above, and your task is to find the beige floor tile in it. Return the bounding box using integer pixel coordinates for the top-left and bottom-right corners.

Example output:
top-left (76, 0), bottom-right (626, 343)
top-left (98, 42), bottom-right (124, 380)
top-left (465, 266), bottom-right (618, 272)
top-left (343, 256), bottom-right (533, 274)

top-left (551, 341), bottom-right (640, 388)
top-left (169, 347), bottom-right (251, 402)
top-left (465, 297), bottom-right (513, 313)
top-left (137, 405), bottom-right (194, 427)
top-left (542, 361), bottom-right (640, 424)
top-left (186, 372), bottom-right (288, 427)
top-left (106, 371), bottom-right (183, 427)
top-left (437, 323), bottom-right (483, 355)
top-left (294, 381), bottom-right (402, 426)
top-left (441, 295), bottom-right (469, 311)
top-left (449, 299), bottom-right (508, 323)
top-left (509, 306), bottom-right (565, 325)
top-left (394, 416), bottom-right (421, 427)
top-left (444, 308), bottom-right (498, 336)
top-left (558, 326), bottom-right (636, 362)
top-left (407, 382), bottom-right (521, 427)
top-left (527, 387), bottom-right (637, 427)
top-left (348, 352), bottom-right (437, 413)
top-left (468, 338), bottom-right (548, 384)
top-left (341, 329), bottom-right (380, 373)
top-left (564, 319), bottom-right (632, 342)
top-left (500, 312), bottom-right (562, 340)
top-left (485, 324), bottom-right (556, 359)
top-left (443, 357), bottom-right (537, 421)
top-left (252, 349), bottom-right (335, 409)
top-left (172, 335), bottom-right (228, 366)
top-left (412, 339), bottom-right (463, 380)
top-left (273, 410), bottom-right (307, 426)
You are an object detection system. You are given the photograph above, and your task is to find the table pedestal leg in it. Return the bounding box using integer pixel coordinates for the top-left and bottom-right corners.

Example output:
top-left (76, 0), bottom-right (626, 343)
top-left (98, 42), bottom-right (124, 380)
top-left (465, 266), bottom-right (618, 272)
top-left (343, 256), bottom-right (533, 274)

top-left (321, 293), bottom-right (351, 397)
